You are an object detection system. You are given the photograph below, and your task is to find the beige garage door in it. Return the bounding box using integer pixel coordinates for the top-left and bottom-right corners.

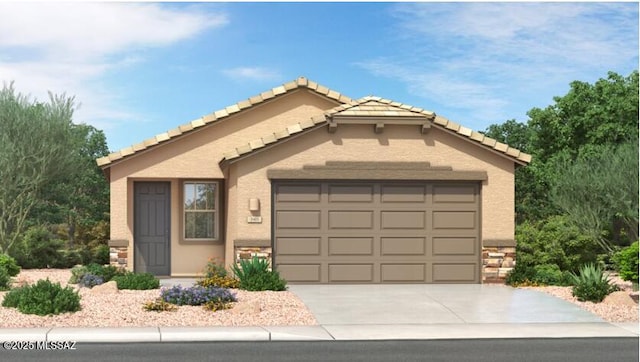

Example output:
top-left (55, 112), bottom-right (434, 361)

top-left (273, 181), bottom-right (481, 284)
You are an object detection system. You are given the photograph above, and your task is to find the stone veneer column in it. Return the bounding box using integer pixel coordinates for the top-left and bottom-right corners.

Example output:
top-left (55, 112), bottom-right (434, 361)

top-left (108, 239), bottom-right (129, 269)
top-left (233, 240), bottom-right (273, 269)
top-left (482, 240), bottom-right (516, 283)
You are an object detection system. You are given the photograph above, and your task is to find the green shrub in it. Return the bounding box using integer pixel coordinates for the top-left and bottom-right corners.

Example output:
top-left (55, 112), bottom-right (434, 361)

top-left (85, 263), bottom-right (124, 282)
top-left (112, 272), bottom-right (159, 290)
top-left (0, 267), bottom-right (11, 291)
top-left (570, 263), bottom-right (616, 303)
top-left (9, 226), bottom-right (66, 269)
top-left (515, 216), bottom-right (600, 273)
top-left (69, 265), bottom-right (88, 284)
top-left (532, 264), bottom-right (572, 286)
top-left (232, 257), bottom-right (287, 291)
top-left (203, 258), bottom-right (228, 278)
top-left (51, 249), bottom-right (83, 268)
top-left (91, 244), bottom-right (110, 265)
top-left (505, 264), bottom-right (536, 286)
top-left (1, 279), bottom-right (81, 315)
top-left (197, 275), bottom-right (240, 289)
top-left (612, 241), bottom-right (639, 284)
top-left (143, 298), bottom-right (177, 312)
top-left (0, 254), bottom-right (21, 277)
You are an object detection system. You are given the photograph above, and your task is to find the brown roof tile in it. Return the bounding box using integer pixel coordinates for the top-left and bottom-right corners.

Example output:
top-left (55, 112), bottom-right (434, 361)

top-left (97, 77), bottom-right (352, 167)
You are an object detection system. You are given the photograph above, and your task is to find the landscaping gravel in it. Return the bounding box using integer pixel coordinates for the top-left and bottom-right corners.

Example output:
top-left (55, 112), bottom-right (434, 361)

top-left (524, 274), bottom-right (639, 323)
top-left (1, 269), bottom-right (637, 327)
top-left (0, 269), bottom-right (317, 328)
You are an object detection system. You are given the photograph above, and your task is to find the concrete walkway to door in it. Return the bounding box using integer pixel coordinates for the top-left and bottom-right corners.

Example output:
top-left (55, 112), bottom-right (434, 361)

top-left (287, 284), bottom-right (639, 340)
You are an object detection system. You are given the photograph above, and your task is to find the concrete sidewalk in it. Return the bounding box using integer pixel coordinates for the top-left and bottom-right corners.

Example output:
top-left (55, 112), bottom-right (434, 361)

top-left (0, 323), bottom-right (637, 343)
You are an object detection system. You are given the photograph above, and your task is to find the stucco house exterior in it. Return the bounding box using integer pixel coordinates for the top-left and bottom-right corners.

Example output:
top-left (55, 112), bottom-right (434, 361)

top-left (98, 77), bottom-right (531, 284)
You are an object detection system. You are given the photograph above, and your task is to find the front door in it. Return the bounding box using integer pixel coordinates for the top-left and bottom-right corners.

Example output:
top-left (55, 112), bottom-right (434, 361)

top-left (134, 182), bottom-right (170, 276)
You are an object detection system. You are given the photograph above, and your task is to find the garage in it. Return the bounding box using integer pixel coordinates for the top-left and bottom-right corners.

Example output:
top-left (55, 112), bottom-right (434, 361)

top-left (273, 180), bottom-right (481, 284)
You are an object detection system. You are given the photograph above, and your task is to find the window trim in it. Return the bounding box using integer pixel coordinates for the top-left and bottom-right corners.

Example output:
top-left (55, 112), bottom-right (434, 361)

top-left (182, 180), bottom-right (220, 242)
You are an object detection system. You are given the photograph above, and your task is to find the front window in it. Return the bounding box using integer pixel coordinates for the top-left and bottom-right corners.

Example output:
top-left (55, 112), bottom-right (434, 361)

top-left (184, 181), bottom-right (218, 240)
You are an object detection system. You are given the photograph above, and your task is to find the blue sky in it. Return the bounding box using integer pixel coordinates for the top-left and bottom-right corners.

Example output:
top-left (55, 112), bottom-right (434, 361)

top-left (0, 2), bottom-right (637, 152)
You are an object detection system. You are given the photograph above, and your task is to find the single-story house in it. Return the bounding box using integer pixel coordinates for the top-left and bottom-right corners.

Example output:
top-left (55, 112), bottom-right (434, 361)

top-left (98, 77), bottom-right (531, 284)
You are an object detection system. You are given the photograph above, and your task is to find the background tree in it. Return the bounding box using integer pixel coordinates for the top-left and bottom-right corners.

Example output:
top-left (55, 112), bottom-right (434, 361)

top-left (0, 84), bottom-right (79, 253)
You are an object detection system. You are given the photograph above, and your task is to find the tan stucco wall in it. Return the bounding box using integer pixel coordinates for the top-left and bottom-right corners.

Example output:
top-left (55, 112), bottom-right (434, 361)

top-left (226, 124), bottom-right (515, 267)
top-left (108, 90), bottom-right (340, 276)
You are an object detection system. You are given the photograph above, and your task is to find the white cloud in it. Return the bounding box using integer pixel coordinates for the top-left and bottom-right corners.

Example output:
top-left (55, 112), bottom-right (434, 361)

top-left (222, 67), bottom-right (281, 81)
top-left (0, 3), bottom-right (227, 128)
top-left (359, 2), bottom-right (638, 124)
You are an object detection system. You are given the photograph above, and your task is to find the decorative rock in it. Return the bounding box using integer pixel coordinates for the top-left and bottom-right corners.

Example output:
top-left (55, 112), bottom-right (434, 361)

top-left (89, 281), bottom-right (119, 294)
top-left (603, 291), bottom-right (638, 307)
top-left (502, 257), bottom-right (515, 268)
top-left (231, 301), bottom-right (261, 315)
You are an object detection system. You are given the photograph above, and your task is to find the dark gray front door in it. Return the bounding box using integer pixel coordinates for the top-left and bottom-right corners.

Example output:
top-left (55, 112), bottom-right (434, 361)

top-left (134, 182), bottom-right (170, 276)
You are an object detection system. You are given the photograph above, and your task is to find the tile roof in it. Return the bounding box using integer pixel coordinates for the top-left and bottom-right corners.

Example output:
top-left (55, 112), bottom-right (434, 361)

top-left (97, 77), bottom-right (352, 167)
top-left (221, 96), bottom-right (532, 166)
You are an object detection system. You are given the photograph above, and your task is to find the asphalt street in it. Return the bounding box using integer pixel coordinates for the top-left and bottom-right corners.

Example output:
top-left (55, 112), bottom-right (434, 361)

top-left (1, 338), bottom-right (638, 362)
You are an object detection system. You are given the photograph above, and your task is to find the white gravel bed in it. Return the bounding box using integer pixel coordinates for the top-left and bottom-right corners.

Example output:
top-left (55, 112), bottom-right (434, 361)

top-left (0, 269), bottom-right (318, 328)
top-left (523, 274), bottom-right (639, 323)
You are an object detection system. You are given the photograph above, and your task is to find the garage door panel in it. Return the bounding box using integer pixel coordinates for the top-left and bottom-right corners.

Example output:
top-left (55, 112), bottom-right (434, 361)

top-left (433, 185), bottom-right (477, 203)
top-left (276, 185), bottom-right (321, 202)
top-left (432, 263), bottom-right (478, 283)
top-left (381, 237), bottom-right (426, 255)
top-left (381, 211), bottom-right (425, 229)
top-left (278, 264), bottom-right (321, 282)
top-left (274, 180), bottom-right (480, 284)
top-left (277, 237), bottom-right (321, 256)
top-left (432, 211), bottom-right (476, 229)
top-left (329, 237), bottom-right (373, 255)
top-left (329, 211), bottom-right (373, 229)
top-left (381, 264), bottom-right (426, 282)
top-left (277, 211), bottom-right (321, 229)
top-left (329, 185), bottom-right (374, 202)
top-left (381, 185), bottom-right (426, 202)
top-left (432, 237), bottom-right (477, 256)
top-left (329, 264), bottom-right (374, 282)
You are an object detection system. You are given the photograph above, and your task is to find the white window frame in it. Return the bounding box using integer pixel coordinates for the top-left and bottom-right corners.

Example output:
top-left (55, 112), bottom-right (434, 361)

top-left (183, 180), bottom-right (219, 241)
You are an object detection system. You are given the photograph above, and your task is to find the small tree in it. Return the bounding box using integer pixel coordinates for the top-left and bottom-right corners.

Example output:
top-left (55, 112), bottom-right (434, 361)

top-left (551, 142), bottom-right (639, 252)
top-left (0, 83), bottom-right (78, 253)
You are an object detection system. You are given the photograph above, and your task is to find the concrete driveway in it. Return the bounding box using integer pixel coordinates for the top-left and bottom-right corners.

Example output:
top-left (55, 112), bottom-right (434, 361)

top-left (288, 284), bottom-right (603, 325)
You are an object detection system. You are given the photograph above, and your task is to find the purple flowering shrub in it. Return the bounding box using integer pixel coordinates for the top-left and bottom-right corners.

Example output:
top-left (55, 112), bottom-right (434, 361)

top-left (160, 285), bottom-right (237, 306)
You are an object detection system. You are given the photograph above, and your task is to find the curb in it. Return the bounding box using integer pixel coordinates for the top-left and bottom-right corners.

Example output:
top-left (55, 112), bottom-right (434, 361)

top-left (0, 323), bottom-right (637, 343)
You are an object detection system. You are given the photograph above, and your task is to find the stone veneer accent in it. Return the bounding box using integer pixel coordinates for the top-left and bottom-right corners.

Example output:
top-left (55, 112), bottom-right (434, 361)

top-left (482, 240), bottom-right (516, 283)
top-left (108, 239), bottom-right (129, 269)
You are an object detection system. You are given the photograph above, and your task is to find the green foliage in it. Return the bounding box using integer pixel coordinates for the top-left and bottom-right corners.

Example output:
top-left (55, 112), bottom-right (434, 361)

top-left (69, 265), bottom-right (88, 284)
top-left (0, 84), bottom-right (80, 253)
top-left (112, 272), bottom-right (159, 290)
top-left (612, 241), bottom-right (639, 284)
top-left (1, 279), bottom-right (81, 315)
top-left (91, 245), bottom-right (110, 265)
top-left (0, 254), bottom-right (20, 277)
top-left (232, 257), bottom-right (287, 291)
top-left (9, 226), bottom-right (66, 269)
top-left (484, 70), bottom-right (639, 224)
top-left (203, 258), bottom-right (228, 278)
top-left (0, 266), bottom-right (11, 291)
top-left (197, 275), bottom-right (240, 289)
top-left (550, 142), bottom-right (639, 251)
top-left (505, 264), bottom-right (537, 286)
top-left (143, 298), bottom-right (177, 312)
top-left (515, 215), bottom-right (600, 273)
top-left (570, 263), bottom-right (616, 303)
top-left (68, 263), bottom-right (125, 285)
top-left (532, 264), bottom-right (572, 286)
